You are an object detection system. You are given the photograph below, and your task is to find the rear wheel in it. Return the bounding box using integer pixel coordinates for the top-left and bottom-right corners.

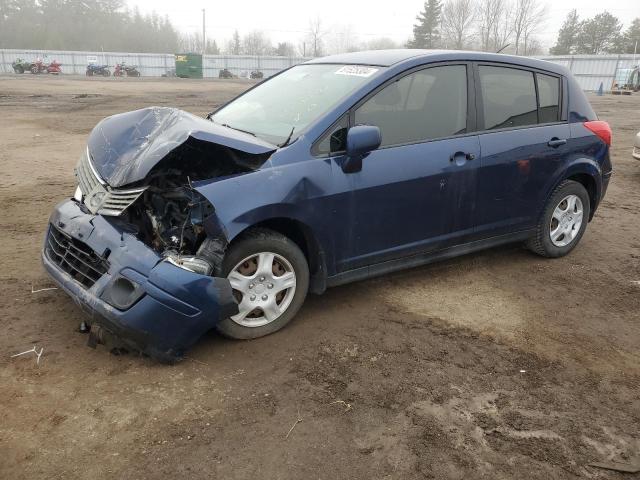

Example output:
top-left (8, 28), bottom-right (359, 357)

top-left (527, 180), bottom-right (590, 258)
top-left (14, 65), bottom-right (24, 74)
top-left (102, 70), bottom-right (110, 77)
top-left (209, 229), bottom-right (309, 340)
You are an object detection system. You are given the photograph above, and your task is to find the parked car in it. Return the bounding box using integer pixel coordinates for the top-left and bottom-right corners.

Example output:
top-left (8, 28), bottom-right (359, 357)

top-left (86, 64), bottom-right (111, 77)
top-left (42, 50), bottom-right (612, 362)
top-left (634, 131), bottom-right (640, 160)
top-left (219, 68), bottom-right (235, 79)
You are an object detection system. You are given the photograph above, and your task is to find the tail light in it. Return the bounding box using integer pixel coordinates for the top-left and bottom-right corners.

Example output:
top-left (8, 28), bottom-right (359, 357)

top-left (583, 121), bottom-right (612, 146)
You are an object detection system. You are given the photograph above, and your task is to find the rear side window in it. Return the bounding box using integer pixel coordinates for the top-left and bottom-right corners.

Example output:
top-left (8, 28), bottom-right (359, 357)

top-left (355, 65), bottom-right (467, 147)
top-left (479, 66), bottom-right (537, 130)
top-left (537, 73), bottom-right (560, 123)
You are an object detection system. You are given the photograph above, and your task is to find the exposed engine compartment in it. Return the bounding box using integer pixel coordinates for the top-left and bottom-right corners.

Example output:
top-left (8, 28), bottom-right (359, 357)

top-left (108, 138), bottom-right (271, 264)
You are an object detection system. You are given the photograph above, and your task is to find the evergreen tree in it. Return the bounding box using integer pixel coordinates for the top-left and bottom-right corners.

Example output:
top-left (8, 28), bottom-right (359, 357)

top-left (550, 9), bottom-right (580, 55)
top-left (230, 30), bottom-right (241, 55)
top-left (577, 11), bottom-right (622, 54)
top-left (0, 0), bottom-right (181, 53)
top-left (617, 18), bottom-right (640, 54)
top-left (407, 0), bottom-right (443, 49)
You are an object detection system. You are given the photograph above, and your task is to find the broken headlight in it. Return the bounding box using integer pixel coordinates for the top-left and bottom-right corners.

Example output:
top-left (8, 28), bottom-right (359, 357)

top-left (164, 254), bottom-right (213, 276)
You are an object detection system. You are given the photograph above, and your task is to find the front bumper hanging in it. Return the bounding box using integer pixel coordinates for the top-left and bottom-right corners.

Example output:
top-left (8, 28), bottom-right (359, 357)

top-left (42, 199), bottom-right (238, 362)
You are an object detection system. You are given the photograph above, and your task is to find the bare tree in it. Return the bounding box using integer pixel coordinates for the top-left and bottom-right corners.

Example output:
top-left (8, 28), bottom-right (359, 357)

top-left (491, 2), bottom-right (513, 52)
top-left (511, 0), bottom-right (547, 55)
top-left (326, 24), bottom-right (357, 54)
top-left (363, 37), bottom-right (400, 50)
top-left (442, 0), bottom-right (476, 49)
top-left (307, 15), bottom-right (327, 57)
top-left (242, 30), bottom-right (272, 56)
top-left (477, 0), bottom-right (504, 51)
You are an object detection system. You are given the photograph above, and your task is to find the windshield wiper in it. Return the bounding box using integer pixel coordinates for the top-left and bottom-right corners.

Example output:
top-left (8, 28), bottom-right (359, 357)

top-left (220, 123), bottom-right (257, 137)
top-left (279, 127), bottom-right (295, 147)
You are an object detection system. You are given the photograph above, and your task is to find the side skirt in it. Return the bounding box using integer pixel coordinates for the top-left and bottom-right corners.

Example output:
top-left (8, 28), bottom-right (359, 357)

top-left (326, 229), bottom-right (535, 288)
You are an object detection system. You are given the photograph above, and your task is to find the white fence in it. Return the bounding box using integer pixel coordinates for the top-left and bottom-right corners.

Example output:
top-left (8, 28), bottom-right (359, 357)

top-left (0, 49), bottom-right (637, 89)
top-left (536, 54), bottom-right (638, 91)
top-left (0, 49), bottom-right (310, 78)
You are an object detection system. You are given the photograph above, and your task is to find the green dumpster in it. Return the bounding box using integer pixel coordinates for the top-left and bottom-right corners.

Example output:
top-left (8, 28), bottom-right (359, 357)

top-left (175, 53), bottom-right (203, 79)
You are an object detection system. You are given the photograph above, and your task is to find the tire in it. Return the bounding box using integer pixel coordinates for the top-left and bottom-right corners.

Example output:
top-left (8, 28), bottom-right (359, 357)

top-left (31, 66), bottom-right (38, 74)
top-left (102, 70), bottom-right (110, 77)
top-left (14, 66), bottom-right (24, 74)
top-left (527, 180), bottom-right (590, 258)
top-left (205, 228), bottom-right (309, 340)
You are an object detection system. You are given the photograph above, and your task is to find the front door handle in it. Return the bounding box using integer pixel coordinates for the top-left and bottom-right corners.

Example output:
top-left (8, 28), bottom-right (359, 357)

top-left (450, 151), bottom-right (475, 163)
top-left (548, 138), bottom-right (567, 148)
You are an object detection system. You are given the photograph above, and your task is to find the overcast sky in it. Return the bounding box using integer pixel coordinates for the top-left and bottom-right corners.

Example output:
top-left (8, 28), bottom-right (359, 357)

top-left (134, 0), bottom-right (640, 52)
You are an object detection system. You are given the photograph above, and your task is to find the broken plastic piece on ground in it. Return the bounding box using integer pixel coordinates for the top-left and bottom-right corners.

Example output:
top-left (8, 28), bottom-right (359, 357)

top-left (588, 461), bottom-right (640, 473)
top-left (31, 285), bottom-right (58, 293)
top-left (10, 345), bottom-right (44, 365)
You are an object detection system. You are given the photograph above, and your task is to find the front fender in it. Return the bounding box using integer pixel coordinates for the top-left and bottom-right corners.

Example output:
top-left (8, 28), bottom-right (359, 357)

top-left (194, 158), bottom-right (340, 275)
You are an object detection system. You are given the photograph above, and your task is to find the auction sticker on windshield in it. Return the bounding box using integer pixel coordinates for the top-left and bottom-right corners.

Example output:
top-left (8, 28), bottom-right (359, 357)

top-left (335, 65), bottom-right (379, 77)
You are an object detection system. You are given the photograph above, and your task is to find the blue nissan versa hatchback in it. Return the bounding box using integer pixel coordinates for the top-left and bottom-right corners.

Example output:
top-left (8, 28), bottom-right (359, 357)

top-left (43, 50), bottom-right (612, 361)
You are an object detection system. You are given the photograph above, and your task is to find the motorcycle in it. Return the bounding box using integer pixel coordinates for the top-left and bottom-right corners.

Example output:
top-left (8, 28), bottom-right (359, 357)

top-left (12, 58), bottom-right (30, 74)
top-left (114, 63), bottom-right (141, 77)
top-left (47, 60), bottom-right (62, 74)
top-left (250, 70), bottom-right (264, 79)
top-left (29, 59), bottom-right (62, 75)
top-left (86, 64), bottom-right (111, 77)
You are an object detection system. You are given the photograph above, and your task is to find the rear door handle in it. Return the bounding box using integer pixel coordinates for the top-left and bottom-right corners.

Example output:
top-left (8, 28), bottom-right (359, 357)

top-left (449, 151), bottom-right (475, 162)
top-left (547, 138), bottom-right (567, 148)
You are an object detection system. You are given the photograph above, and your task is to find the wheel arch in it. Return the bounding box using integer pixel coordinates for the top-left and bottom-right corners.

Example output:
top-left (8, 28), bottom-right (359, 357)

top-left (230, 217), bottom-right (328, 295)
top-left (545, 159), bottom-right (603, 221)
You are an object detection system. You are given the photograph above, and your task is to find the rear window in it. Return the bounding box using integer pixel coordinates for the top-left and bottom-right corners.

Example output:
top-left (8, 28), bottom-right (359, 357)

top-left (479, 66), bottom-right (537, 130)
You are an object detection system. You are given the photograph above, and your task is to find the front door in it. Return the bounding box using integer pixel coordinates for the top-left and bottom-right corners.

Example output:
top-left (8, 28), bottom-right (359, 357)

top-left (337, 63), bottom-right (480, 271)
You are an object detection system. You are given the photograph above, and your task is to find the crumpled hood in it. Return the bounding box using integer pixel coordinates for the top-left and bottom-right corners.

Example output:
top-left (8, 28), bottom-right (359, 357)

top-left (87, 107), bottom-right (276, 187)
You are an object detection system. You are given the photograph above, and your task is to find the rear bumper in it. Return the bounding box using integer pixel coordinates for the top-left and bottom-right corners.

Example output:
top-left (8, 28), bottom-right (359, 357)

top-left (42, 199), bottom-right (237, 362)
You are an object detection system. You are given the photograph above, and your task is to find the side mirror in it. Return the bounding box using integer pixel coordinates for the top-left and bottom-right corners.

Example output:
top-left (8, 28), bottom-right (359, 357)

top-left (342, 125), bottom-right (381, 173)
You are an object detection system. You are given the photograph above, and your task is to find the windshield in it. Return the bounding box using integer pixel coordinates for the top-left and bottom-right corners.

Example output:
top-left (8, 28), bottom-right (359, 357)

top-left (210, 64), bottom-right (383, 145)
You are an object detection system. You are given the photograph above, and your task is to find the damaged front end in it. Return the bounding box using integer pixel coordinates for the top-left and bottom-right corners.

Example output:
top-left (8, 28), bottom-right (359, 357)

top-left (42, 107), bottom-right (276, 362)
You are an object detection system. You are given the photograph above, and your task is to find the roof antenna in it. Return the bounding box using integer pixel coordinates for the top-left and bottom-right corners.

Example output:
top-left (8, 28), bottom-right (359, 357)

top-left (496, 43), bottom-right (510, 54)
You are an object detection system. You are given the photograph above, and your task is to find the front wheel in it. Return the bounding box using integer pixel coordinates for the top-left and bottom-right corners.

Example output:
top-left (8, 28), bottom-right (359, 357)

top-left (527, 180), bottom-right (590, 258)
top-left (205, 229), bottom-right (309, 340)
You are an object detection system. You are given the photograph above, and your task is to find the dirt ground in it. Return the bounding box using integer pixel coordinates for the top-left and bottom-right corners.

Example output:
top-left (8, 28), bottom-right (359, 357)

top-left (0, 74), bottom-right (639, 480)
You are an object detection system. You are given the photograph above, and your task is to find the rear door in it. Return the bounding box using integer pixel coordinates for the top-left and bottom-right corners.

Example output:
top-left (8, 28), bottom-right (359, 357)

top-left (474, 64), bottom-right (571, 237)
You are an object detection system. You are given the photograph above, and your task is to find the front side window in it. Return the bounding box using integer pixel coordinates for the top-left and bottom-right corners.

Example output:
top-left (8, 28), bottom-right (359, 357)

top-left (537, 73), bottom-right (561, 123)
top-left (354, 65), bottom-right (467, 147)
top-left (479, 66), bottom-right (537, 130)
top-left (211, 64), bottom-right (383, 145)
top-left (315, 115), bottom-right (348, 156)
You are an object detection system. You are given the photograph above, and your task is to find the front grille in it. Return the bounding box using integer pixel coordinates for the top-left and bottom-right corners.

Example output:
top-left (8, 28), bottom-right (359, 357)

top-left (46, 224), bottom-right (110, 289)
top-left (75, 149), bottom-right (147, 216)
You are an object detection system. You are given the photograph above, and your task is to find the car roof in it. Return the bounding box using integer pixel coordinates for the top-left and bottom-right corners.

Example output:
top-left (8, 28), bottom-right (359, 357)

top-left (305, 49), bottom-right (567, 75)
